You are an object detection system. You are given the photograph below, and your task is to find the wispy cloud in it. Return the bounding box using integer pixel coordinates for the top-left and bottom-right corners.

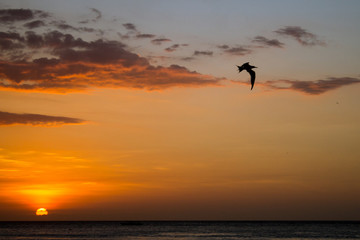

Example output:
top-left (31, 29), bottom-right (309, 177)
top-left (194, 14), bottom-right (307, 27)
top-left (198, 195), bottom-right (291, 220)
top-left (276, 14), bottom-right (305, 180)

top-left (151, 38), bottom-right (172, 45)
top-left (181, 57), bottom-right (195, 61)
top-left (0, 111), bottom-right (85, 126)
top-left (275, 26), bottom-right (325, 46)
top-left (165, 44), bottom-right (180, 52)
top-left (193, 50), bottom-right (213, 56)
top-left (135, 33), bottom-right (156, 39)
top-left (263, 77), bottom-right (360, 95)
top-left (90, 8), bottom-right (102, 22)
top-left (53, 20), bottom-right (80, 31)
top-left (252, 36), bottom-right (284, 48)
top-left (217, 44), bottom-right (252, 56)
top-left (23, 20), bottom-right (45, 29)
top-left (122, 23), bottom-right (137, 31)
top-left (165, 44), bottom-right (188, 52)
top-left (79, 8), bottom-right (102, 24)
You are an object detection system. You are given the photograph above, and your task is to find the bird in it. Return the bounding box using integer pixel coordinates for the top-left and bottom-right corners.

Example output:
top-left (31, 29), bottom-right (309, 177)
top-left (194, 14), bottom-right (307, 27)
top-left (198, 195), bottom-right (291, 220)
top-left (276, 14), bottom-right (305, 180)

top-left (236, 62), bottom-right (257, 90)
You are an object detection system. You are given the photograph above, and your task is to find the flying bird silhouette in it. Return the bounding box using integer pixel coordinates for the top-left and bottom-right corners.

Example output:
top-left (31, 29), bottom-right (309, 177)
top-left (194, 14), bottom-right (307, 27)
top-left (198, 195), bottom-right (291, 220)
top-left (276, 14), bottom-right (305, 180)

top-left (237, 62), bottom-right (257, 90)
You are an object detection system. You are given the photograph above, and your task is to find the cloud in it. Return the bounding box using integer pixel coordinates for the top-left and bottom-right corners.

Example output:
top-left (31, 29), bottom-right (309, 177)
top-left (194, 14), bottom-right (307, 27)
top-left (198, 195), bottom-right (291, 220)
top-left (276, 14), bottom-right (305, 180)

top-left (121, 23), bottom-right (158, 40)
top-left (252, 36), bottom-right (284, 48)
top-left (123, 23), bottom-right (137, 31)
top-left (49, 21), bottom-right (98, 33)
top-left (0, 29), bottom-right (223, 92)
top-left (275, 26), bottom-right (325, 46)
top-left (0, 32), bottom-right (24, 50)
top-left (263, 77), bottom-right (360, 95)
top-left (0, 9), bottom-right (36, 23)
top-left (78, 8), bottom-right (102, 24)
top-left (151, 38), bottom-right (171, 45)
top-left (165, 44), bottom-right (180, 52)
top-left (0, 111), bottom-right (85, 126)
top-left (165, 44), bottom-right (188, 52)
top-left (135, 33), bottom-right (156, 39)
top-left (53, 21), bottom-right (80, 31)
top-left (1, 8), bottom-right (99, 33)
top-left (90, 8), bottom-right (102, 21)
top-left (0, 9), bottom-right (49, 23)
top-left (217, 44), bottom-right (229, 49)
top-left (181, 57), bottom-right (195, 61)
top-left (23, 20), bottom-right (45, 29)
top-left (218, 44), bottom-right (252, 56)
top-left (193, 50), bottom-right (213, 56)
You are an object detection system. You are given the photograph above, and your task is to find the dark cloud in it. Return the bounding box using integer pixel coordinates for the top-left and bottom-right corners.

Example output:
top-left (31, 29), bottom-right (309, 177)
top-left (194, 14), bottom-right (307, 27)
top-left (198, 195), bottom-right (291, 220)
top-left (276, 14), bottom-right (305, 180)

top-left (181, 57), bottom-right (195, 61)
top-left (275, 26), bottom-right (325, 46)
top-left (151, 38), bottom-right (171, 45)
top-left (217, 44), bottom-right (229, 50)
top-left (78, 27), bottom-right (98, 33)
top-left (165, 44), bottom-right (188, 52)
top-left (25, 31), bottom-right (44, 48)
top-left (20, 30), bottom-right (90, 49)
top-left (165, 44), bottom-right (180, 52)
top-left (121, 23), bottom-right (154, 40)
top-left (0, 111), bottom-right (85, 126)
top-left (0, 29), bottom-right (223, 92)
top-left (123, 23), bottom-right (137, 31)
top-left (263, 77), bottom-right (360, 95)
top-left (53, 21), bottom-right (80, 32)
top-left (193, 50), bottom-right (213, 56)
top-left (1, 8), bottom-right (97, 34)
top-left (50, 21), bottom-right (98, 33)
top-left (218, 45), bottom-right (252, 56)
top-left (252, 36), bottom-right (284, 48)
top-left (0, 9), bottom-right (49, 23)
top-left (0, 9), bottom-right (34, 23)
top-left (0, 32), bottom-right (24, 50)
top-left (23, 20), bottom-right (45, 29)
top-left (0, 9), bottom-right (224, 92)
top-left (135, 33), bottom-right (156, 39)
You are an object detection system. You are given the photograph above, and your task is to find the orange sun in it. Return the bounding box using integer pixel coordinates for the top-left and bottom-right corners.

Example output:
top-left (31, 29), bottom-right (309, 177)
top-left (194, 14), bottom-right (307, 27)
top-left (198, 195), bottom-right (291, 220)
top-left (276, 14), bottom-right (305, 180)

top-left (36, 208), bottom-right (48, 216)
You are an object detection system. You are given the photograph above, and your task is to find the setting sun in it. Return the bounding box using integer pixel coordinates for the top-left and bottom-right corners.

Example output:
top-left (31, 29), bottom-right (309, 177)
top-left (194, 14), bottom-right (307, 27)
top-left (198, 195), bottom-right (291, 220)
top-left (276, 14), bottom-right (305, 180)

top-left (36, 208), bottom-right (48, 216)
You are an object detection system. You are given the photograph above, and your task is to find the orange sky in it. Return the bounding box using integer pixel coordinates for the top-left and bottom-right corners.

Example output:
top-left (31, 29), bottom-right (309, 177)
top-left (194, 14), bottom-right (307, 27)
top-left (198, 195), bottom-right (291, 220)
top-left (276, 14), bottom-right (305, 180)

top-left (1, 0), bottom-right (360, 220)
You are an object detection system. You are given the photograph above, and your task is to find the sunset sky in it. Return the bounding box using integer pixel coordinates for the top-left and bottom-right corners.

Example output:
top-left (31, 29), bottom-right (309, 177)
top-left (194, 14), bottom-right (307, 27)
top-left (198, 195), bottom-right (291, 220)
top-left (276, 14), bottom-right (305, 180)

top-left (1, 0), bottom-right (360, 221)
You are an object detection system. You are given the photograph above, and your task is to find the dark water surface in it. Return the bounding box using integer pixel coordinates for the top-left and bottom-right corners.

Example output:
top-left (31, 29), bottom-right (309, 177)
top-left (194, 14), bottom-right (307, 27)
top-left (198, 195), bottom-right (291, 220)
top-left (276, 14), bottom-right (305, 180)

top-left (0, 221), bottom-right (359, 240)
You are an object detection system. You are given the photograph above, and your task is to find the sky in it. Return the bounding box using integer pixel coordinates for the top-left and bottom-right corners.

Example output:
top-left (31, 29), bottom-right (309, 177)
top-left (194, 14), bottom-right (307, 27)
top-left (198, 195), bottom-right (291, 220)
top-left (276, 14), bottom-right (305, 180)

top-left (0, 0), bottom-right (360, 221)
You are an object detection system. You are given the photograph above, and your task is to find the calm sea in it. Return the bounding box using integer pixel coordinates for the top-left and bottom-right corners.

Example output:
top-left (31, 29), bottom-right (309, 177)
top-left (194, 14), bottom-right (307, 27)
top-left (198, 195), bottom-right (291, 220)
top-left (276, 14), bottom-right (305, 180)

top-left (0, 221), bottom-right (359, 240)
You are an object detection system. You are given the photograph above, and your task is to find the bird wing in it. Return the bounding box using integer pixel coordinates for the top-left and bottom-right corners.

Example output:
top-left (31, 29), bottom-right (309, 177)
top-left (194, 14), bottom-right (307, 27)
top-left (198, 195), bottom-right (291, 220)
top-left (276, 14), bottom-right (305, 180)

top-left (246, 69), bottom-right (256, 90)
top-left (237, 65), bottom-right (244, 73)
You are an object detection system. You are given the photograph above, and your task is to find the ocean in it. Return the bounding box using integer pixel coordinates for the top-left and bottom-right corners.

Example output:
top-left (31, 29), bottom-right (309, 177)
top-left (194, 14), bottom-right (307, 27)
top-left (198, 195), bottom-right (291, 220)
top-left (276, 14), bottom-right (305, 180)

top-left (0, 221), bottom-right (359, 240)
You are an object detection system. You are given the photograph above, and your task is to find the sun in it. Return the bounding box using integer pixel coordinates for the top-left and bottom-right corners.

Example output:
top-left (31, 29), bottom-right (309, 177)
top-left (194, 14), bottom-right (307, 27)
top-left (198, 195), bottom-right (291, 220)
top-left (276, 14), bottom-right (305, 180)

top-left (36, 208), bottom-right (48, 216)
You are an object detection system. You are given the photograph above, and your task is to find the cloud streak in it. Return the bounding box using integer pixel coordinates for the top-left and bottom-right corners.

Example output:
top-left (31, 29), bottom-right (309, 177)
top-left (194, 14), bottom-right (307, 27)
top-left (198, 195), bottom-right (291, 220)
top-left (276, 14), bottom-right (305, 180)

top-left (263, 77), bottom-right (360, 95)
top-left (123, 23), bottom-right (137, 31)
top-left (90, 8), bottom-right (102, 22)
top-left (252, 36), bottom-right (284, 48)
top-left (0, 111), bottom-right (85, 126)
top-left (151, 38), bottom-right (171, 45)
top-left (275, 26), bottom-right (325, 46)
top-left (193, 50), bottom-right (213, 56)
top-left (217, 44), bottom-right (252, 56)
top-left (136, 33), bottom-right (156, 39)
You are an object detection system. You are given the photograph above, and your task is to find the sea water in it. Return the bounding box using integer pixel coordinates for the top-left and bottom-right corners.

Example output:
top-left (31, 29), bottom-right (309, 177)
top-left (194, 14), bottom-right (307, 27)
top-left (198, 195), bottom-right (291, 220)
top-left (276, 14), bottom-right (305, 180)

top-left (0, 221), bottom-right (359, 240)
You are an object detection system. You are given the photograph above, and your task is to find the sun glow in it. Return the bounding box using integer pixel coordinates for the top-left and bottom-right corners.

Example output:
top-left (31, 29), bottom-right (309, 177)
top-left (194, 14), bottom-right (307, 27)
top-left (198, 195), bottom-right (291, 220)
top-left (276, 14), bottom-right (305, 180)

top-left (36, 208), bottom-right (48, 216)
